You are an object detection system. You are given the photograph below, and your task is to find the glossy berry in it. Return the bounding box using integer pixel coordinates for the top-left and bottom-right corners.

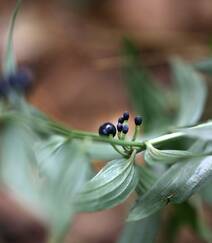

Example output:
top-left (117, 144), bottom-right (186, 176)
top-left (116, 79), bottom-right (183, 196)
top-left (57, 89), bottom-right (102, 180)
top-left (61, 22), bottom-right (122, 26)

top-left (118, 117), bottom-right (124, 124)
top-left (0, 80), bottom-right (10, 97)
top-left (123, 111), bottom-right (129, 120)
top-left (99, 122), bottom-right (116, 137)
top-left (134, 116), bottom-right (143, 126)
top-left (122, 125), bottom-right (129, 134)
top-left (8, 68), bottom-right (33, 91)
top-left (117, 123), bottom-right (123, 132)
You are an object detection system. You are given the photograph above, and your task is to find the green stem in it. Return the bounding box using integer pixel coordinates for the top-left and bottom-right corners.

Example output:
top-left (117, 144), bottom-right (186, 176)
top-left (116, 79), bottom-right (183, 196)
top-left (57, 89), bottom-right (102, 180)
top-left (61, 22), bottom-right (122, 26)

top-left (47, 120), bottom-right (185, 152)
top-left (111, 144), bottom-right (128, 157)
top-left (132, 125), bottom-right (140, 141)
top-left (7, 111), bottom-right (186, 153)
top-left (130, 149), bottom-right (137, 162)
top-left (51, 123), bottom-right (145, 148)
top-left (3, 0), bottom-right (22, 77)
top-left (148, 132), bottom-right (184, 146)
top-left (108, 134), bottom-right (128, 157)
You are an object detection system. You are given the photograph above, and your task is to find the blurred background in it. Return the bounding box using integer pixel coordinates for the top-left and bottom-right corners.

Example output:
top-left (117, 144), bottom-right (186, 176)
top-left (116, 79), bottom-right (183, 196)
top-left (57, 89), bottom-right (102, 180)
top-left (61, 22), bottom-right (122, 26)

top-left (0, 0), bottom-right (212, 242)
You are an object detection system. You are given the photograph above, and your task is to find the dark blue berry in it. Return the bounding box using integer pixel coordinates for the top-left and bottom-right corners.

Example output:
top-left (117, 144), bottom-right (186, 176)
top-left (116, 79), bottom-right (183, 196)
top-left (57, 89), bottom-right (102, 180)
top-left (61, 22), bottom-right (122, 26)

top-left (8, 68), bottom-right (33, 91)
top-left (117, 123), bottom-right (123, 132)
top-left (99, 122), bottom-right (116, 137)
top-left (101, 128), bottom-right (108, 136)
top-left (0, 80), bottom-right (10, 97)
top-left (118, 117), bottom-right (124, 124)
top-left (123, 111), bottom-right (129, 120)
top-left (134, 116), bottom-right (143, 126)
top-left (122, 125), bottom-right (129, 134)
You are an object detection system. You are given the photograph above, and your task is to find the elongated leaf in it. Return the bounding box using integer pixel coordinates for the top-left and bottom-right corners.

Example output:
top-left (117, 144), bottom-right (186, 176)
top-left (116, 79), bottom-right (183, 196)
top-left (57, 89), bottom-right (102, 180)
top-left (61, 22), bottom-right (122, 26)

top-left (163, 201), bottom-right (212, 243)
top-left (144, 142), bottom-right (193, 165)
top-left (194, 58), bottom-right (212, 75)
top-left (122, 39), bottom-right (172, 133)
top-left (75, 158), bottom-right (138, 211)
top-left (171, 58), bottom-right (207, 127)
top-left (118, 212), bottom-right (161, 243)
top-left (136, 165), bottom-right (157, 195)
top-left (35, 135), bottom-right (68, 179)
top-left (87, 143), bottom-right (121, 161)
top-left (0, 122), bottom-right (41, 205)
top-left (35, 136), bottom-right (92, 239)
top-left (0, 125), bottom-right (92, 242)
top-left (200, 177), bottom-right (212, 204)
top-left (128, 155), bottom-right (212, 221)
top-left (179, 121), bottom-right (212, 140)
top-left (189, 196), bottom-right (212, 242)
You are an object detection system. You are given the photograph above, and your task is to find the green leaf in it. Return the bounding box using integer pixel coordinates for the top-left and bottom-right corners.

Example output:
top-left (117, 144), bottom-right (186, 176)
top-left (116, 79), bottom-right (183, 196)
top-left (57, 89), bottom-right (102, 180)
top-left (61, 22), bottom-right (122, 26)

top-left (122, 39), bottom-right (172, 134)
top-left (171, 58), bottom-right (207, 127)
top-left (35, 136), bottom-right (92, 239)
top-left (199, 177), bottom-right (212, 204)
top-left (128, 155), bottom-right (212, 221)
top-left (163, 201), bottom-right (209, 243)
top-left (0, 122), bottom-right (41, 205)
top-left (118, 212), bottom-right (161, 243)
top-left (0, 122), bottom-right (92, 242)
top-left (194, 58), bottom-right (212, 75)
top-left (144, 142), bottom-right (193, 165)
top-left (2, 0), bottom-right (22, 77)
top-left (135, 165), bottom-right (157, 195)
top-left (75, 157), bottom-right (139, 211)
top-left (189, 196), bottom-right (212, 242)
top-left (178, 121), bottom-right (212, 140)
top-left (87, 143), bottom-right (121, 161)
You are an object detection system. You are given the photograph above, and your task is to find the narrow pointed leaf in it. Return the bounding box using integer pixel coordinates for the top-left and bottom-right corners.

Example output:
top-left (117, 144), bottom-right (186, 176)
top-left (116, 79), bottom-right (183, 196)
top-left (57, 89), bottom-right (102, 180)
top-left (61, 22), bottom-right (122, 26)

top-left (128, 155), bottom-right (212, 221)
top-left (136, 165), bottom-right (157, 195)
top-left (200, 177), bottom-right (212, 204)
top-left (118, 212), bottom-right (161, 243)
top-left (144, 142), bottom-right (193, 165)
top-left (171, 58), bottom-right (207, 126)
top-left (122, 39), bottom-right (172, 133)
top-left (178, 121), bottom-right (212, 140)
top-left (35, 136), bottom-right (92, 239)
top-left (0, 122), bottom-right (41, 205)
top-left (194, 58), bottom-right (212, 75)
top-left (75, 158), bottom-right (138, 211)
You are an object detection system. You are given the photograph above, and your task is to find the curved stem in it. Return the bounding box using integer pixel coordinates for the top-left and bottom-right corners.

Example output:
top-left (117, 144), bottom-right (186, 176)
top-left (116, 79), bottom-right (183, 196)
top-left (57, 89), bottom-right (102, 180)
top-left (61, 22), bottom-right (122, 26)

top-left (48, 121), bottom-right (146, 148)
top-left (132, 125), bottom-right (140, 141)
top-left (111, 144), bottom-right (128, 157)
top-left (7, 111), bottom-right (186, 154)
top-left (3, 0), bottom-right (22, 77)
top-left (48, 121), bottom-right (185, 152)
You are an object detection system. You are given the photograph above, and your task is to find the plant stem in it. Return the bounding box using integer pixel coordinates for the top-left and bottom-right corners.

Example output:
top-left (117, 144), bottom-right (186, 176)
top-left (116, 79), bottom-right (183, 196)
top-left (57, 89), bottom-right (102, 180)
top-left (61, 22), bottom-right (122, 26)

top-left (132, 125), bottom-right (140, 141)
top-left (111, 144), bottom-right (128, 157)
top-left (8, 111), bottom-right (186, 153)
top-left (51, 123), bottom-right (145, 148)
top-left (3, 0), bottom-right (22, 77)
top-left (48, 121), bottom-right (185, 152)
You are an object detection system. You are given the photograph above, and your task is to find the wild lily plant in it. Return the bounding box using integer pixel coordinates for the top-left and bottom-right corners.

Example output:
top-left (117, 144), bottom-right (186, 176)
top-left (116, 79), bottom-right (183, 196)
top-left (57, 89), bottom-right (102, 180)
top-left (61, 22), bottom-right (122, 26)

top-left (1, 1), bottom-right (212, 242)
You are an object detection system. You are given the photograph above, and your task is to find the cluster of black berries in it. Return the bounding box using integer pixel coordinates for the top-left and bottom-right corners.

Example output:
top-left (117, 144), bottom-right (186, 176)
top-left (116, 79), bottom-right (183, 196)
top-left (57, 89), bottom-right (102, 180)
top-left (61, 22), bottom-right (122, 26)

top-left (117, 111), bottom-right (130, 135)
top-left (0, 68), bottom-right (33, 97)
top-left (99, 111), bottom-right (143, 137)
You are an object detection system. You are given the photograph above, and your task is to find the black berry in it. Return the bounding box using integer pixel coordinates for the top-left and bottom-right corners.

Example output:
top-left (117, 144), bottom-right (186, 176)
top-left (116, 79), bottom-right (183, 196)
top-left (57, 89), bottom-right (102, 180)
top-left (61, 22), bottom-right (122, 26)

top-left (99, 122), bottom-right (116, 137)
top-left (118, 117), bottom-right (125, 124)
top-left (122, 125), bottom-right (129, 134)
top-left (123, 111), bottom-right (129, 120)
top-left (134, 116), bottom-right (143, 126)
top-left (8, 68), bottom-right (33, 91)
top-left (117, 123), bottom-right (123, 132)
